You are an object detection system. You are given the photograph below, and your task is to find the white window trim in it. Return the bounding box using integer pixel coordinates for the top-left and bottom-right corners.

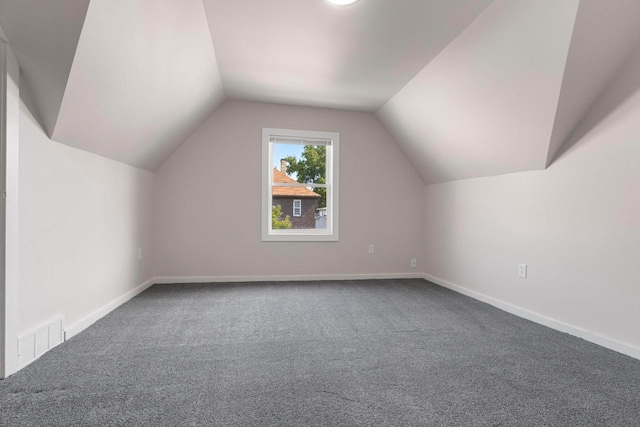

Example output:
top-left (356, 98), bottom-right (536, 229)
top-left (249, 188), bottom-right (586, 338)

top-left (262, 128), bottom-right (339, 242)
top-left (293, 199), bottom-right (302, 217)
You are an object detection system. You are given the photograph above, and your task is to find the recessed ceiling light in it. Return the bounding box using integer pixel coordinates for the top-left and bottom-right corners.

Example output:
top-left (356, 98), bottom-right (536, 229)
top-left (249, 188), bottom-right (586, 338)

top-left (326, 0), bottom-right (360, 6)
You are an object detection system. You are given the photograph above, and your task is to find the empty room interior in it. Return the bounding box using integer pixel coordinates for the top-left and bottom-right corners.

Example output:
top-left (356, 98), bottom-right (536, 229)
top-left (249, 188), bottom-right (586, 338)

top-left (1, 0), bottom-right (639, 425)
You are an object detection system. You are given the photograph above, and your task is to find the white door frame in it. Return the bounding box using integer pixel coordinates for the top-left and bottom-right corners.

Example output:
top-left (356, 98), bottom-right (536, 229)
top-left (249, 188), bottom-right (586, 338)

top-left (0, 38), bottom-right (20, 379)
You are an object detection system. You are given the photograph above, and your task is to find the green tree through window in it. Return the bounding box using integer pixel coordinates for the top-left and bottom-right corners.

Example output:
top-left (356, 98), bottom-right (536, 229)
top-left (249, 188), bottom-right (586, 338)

top-left (271, 204), bottom-right (292, 229)
top-left (284, 145), bottom-right (327, 208)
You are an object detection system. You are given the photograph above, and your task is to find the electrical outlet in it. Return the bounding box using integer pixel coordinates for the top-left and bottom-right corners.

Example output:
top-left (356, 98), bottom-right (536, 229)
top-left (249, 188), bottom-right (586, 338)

top-left (137, 248), bottom-right (143, 261)
top-left (368, 244), bottom-right (375, 254)
top-left (411, 259), bottom-right (417, 268)
top-left (518, 263), bottom-right (527, 278)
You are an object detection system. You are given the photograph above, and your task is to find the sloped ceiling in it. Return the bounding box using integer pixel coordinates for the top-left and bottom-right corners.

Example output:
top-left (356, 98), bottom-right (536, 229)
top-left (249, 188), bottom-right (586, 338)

top-left (202, 0), bottom-right (493, 111)
top-left (545, 0), bottom-right (640, 166)
top-left (0, 0), bottom-right (224, 171)
top-left (1, 0), bottom-right (639, 179)
top-left (0, 0), bottom-right (90, 136)
top-left (377, 0), bottom-right (580, 185)
top-left (378, 0), bottom-right (640, 184)
top-left (52, 0), bottom-right (225, 171)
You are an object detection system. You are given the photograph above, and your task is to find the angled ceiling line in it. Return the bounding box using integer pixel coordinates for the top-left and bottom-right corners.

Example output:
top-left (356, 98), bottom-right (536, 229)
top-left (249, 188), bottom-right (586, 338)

top-left (545, 0), bottom-right (640, 167)
top-left (0, 0), bottom-right (91, 138)
top-left (48, 7), bottom-right (92, 140)
top-left (199, 0), bottom-right (228, 102)
top-left (374, 0), bottom-right (499, 117)
top-left (376, 0), bottom-right (580, 185)
top-left (51, 0), bottom-right (226, 171)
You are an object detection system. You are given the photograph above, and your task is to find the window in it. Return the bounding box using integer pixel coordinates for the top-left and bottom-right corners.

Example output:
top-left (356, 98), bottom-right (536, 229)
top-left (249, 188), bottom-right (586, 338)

top-left (262, 128), bottom-right (339, 241)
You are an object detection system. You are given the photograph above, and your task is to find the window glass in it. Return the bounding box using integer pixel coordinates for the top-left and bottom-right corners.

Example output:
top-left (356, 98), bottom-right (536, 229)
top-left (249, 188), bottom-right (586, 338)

top-left (262, 128), bottom-right (339, 241)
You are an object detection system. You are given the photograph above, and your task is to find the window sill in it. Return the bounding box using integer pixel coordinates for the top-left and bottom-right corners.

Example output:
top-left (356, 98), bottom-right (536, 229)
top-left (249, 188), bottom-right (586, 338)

top-left (262, 231), bottom-right (339, 242)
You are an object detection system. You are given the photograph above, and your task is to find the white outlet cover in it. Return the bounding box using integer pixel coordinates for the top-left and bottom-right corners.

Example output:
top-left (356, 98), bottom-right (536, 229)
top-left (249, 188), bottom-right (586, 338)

top-left (518, 263), bottom-right (527, 278)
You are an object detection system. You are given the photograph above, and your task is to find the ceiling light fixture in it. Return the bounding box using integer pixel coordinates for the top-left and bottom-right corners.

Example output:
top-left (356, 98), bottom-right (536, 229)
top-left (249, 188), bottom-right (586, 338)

top-left (326, 0), bottom-right (360, 6)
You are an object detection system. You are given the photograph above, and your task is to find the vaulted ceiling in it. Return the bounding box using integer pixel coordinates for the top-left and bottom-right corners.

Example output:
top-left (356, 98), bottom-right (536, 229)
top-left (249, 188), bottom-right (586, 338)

top-left (1, 0), bottom-right (639, 182)
top-left (202, 0), bottom-right (492, 111)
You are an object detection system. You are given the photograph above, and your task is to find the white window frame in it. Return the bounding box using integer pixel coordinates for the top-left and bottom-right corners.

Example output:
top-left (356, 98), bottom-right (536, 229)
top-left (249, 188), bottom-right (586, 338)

top-left (293, 199), bottom-right (302, 217)
top-left (262, 128), bottom-right (339, 242)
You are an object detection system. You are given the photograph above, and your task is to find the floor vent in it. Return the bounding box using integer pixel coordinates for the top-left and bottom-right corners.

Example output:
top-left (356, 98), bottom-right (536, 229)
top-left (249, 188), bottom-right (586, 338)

top-left (17, 316), bottom-right (64, 369)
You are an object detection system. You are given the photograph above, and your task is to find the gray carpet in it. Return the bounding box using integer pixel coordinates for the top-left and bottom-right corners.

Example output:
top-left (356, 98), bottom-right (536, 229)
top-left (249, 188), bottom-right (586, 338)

top-left (1, 279), bottom-right (639, 426)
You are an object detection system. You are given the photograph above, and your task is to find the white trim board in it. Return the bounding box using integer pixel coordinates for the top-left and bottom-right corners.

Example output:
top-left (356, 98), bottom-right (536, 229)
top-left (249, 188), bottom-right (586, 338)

top-left (1, 42), bottom-right (20, 379)
top-left (64, 279), bottom-right (155, 340)
top-left (423, 273), bottom-right (640, 361)
top-left (154, 272), bottom-right (425, 284)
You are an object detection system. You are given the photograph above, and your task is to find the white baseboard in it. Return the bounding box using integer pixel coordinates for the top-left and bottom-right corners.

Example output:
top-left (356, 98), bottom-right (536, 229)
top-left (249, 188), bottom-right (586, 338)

top-left (154, 272), bottom-right (424, 284)
top-left (423, 273), bottom-right (640, 361)
top-left (64, 278), bottom-right (155, 340)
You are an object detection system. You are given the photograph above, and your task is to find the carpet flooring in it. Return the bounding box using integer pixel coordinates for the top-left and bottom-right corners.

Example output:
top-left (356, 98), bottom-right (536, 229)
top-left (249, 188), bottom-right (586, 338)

top-left (1, 279), bottom-right (639, 426)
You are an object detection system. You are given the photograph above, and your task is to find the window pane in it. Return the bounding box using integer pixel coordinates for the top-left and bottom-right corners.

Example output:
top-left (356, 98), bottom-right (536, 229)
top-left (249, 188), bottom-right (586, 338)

top-left (272, 143), bottom-right (327, 186)
top-left (263, 127), bottom-right (338, 242)
top-left (272, 186), bottom-right (327, 230)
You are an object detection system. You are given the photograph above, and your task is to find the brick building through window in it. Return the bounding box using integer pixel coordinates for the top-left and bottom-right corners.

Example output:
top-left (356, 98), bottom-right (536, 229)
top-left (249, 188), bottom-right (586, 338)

top-left (272, 163), bottom-right (320, 229)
